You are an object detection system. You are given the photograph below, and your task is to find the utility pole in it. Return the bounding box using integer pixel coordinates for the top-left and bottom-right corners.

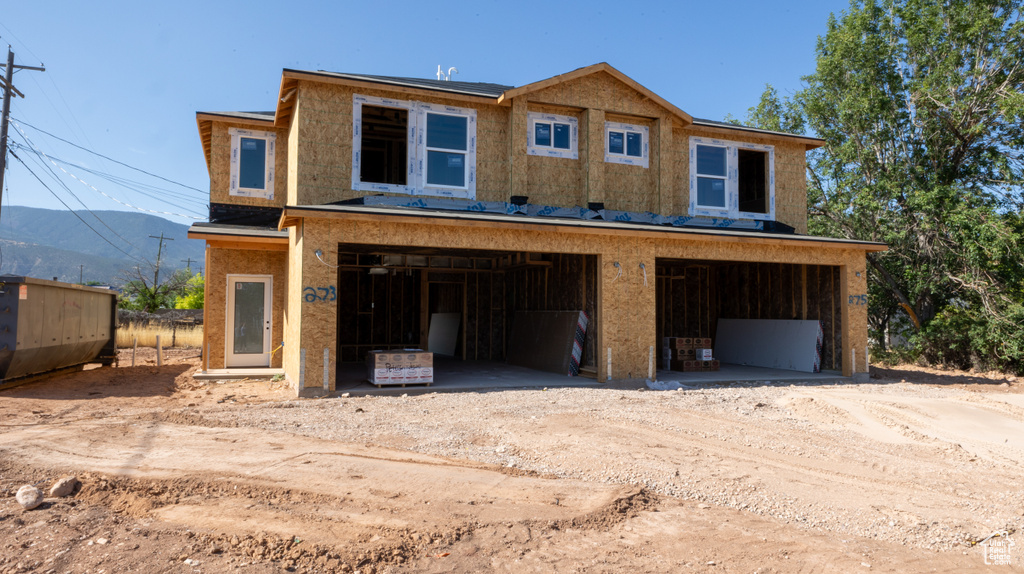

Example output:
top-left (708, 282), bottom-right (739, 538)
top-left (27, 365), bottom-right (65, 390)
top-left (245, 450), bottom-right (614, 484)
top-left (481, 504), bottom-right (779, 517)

top-left (149, 233), bottom-right (174, 287)
top-left (0, 47), bottom-right (45, 221)
top-left (181, 257), bottom-right (193, 274)
top-left (79, 264), bottom-right (83, 284)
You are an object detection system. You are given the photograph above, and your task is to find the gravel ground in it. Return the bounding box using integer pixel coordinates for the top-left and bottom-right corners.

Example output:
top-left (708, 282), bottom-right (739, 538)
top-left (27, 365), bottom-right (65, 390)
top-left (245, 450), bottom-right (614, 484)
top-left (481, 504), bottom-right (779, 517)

top-left (201, 379), bottom-right (1024, 553)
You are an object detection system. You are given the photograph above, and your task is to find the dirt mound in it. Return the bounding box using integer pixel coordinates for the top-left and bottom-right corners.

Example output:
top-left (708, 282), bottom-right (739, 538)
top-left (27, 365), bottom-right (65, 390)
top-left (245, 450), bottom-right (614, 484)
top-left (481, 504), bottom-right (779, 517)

top-left (134, 409), bottom-right (238, 428)
top-left (534, 488), bottom-right (658, 531)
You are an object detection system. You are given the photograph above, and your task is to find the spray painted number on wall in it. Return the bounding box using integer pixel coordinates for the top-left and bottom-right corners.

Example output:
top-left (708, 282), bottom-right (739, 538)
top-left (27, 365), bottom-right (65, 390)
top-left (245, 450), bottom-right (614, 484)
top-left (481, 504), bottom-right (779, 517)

top-left (848, 294), bottom-right (868, 306)
top-left (304, 286), bottom-right (337, 303)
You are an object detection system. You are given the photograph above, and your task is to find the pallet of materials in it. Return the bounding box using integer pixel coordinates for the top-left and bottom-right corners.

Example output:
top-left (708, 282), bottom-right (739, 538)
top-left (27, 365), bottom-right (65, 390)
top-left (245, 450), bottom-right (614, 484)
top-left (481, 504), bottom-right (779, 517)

top-left (662, 337), bottom-right (718, 372)
top-left (669, 359), bottom-right (721, 372)
top-left (367, 350), bottom-right (433, 387)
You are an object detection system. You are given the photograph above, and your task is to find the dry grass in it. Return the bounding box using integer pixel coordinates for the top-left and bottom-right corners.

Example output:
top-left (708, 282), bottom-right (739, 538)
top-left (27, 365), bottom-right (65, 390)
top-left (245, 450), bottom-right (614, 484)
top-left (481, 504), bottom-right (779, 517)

top-left (117, 324), bottom-right (203, 348)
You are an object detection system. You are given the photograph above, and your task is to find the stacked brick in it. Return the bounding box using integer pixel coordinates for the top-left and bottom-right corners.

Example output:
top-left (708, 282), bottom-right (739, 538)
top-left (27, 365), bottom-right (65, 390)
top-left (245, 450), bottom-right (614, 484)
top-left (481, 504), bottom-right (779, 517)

top-left (662, 337), bottom-right (720, 372)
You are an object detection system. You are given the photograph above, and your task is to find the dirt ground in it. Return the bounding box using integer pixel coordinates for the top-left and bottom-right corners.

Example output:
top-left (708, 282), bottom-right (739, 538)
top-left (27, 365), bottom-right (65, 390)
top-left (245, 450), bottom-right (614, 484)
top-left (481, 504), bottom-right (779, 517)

top-left (1, 349), bottom-right (1021, 573)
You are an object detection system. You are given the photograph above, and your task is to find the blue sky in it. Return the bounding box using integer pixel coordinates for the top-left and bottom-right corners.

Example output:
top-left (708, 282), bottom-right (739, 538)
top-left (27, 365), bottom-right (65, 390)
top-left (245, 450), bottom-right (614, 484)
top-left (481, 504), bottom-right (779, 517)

top-left (1, 0), bottom-right (850, 227)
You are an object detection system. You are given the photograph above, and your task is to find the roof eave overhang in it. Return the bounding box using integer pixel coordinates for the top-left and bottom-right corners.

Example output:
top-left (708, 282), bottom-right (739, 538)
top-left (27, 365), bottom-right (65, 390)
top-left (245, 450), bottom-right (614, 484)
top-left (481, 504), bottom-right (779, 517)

top-left (689, 120), bottom-right (826, 150)
top-left (278, 205), bottom-right (888, 253)
top-left (195, 112), bottom-right (277, 173)
top-left (188, 225), bottom-right (289, 244)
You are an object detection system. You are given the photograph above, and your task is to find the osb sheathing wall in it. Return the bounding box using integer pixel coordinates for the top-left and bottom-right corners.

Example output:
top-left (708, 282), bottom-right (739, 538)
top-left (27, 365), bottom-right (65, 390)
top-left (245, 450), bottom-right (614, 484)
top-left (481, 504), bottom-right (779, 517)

top-left (205, 246), bottom-right (288, 369)
top-left (518, 72), bottom-right (673, 213)
top-left (287, 81), bottom-right (510, 206)
top-left (208, 121), bottom-right (289, 208)
top-left (522, 102), bottom-right (585, 207)
top-left (524, 71), bottom-right (668, 121)
top-left (277, 74), bottom-right (809, 231)
top-left (603, 115), bottom-right (658, 213)
top-left (287, 214), bottom-right (870, 396)
top-left (672, 125), bottom-right (810, 234)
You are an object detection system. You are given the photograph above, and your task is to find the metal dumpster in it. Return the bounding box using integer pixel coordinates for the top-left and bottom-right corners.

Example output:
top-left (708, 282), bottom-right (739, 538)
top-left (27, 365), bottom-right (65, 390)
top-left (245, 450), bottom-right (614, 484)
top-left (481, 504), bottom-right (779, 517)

top-left (0, 276), bottom-right (116, 386)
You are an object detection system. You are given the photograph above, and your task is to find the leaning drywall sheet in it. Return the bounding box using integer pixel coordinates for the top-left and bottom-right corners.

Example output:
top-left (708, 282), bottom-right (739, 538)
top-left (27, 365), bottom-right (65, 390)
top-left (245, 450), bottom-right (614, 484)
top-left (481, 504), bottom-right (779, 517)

top-left (507, 310), bottom-right (587, 375)
top-left (427, 313), bottom-right (461, 357)
top-left (715, 318), bottom-right (823, 373)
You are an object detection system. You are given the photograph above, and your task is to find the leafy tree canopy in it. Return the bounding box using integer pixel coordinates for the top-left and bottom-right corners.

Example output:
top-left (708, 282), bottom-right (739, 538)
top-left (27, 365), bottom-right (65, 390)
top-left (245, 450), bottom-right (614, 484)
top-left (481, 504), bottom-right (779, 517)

top-left (119, 267), bottom-right (192, 312)
top-left (738, 0), bottom-right (1024, 371)
top-left (174, 273), bottom-right (205, 310)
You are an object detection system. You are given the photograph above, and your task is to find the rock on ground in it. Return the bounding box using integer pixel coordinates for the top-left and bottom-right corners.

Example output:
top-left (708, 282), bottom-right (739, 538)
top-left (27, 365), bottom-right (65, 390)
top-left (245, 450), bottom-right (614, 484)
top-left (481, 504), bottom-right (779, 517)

top-left (15, 485), bottom-right (44, 510)
top-left (50, 475), bottom-right (80, 497)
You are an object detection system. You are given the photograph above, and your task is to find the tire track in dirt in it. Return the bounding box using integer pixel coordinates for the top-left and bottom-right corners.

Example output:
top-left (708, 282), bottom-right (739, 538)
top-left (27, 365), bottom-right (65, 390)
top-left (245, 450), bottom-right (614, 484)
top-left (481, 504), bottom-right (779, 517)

top-left (852, 398), bottom-right (1024, 469)
top-left (2, 455), bottom-right (660, 573)
top-left (491, 404), bottom-right (1007, 550)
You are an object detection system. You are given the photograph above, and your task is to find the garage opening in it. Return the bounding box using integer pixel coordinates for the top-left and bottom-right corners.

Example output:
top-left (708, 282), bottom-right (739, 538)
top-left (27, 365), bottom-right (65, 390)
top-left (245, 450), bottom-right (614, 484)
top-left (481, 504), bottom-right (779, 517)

top-left (656, 259), bottom-right (843, 379)
top-left (335, 244), bottom-right (599, 389)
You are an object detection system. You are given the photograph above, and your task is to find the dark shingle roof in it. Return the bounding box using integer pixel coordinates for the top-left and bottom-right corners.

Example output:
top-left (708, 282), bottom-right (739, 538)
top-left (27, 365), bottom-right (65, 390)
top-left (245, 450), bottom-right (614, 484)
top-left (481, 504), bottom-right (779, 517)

top-left (691, 117), bottom-right (824, 144)
top-left (197, 111), bottom-right (275, 122)
top-left (286, 69), bottom-right (513, 98)
top-left (197, 73), bottom-right (821, 146)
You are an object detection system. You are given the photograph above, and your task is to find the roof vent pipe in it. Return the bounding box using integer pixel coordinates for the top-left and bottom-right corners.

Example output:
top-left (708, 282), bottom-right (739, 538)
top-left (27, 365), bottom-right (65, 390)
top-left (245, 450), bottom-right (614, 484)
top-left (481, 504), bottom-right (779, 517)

top-left (436, 65), bottom-right (459, 81)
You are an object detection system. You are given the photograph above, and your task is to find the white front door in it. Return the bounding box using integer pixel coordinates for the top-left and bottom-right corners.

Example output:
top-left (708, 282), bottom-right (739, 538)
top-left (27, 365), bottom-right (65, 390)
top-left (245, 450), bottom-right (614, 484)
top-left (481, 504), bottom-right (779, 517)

top-left (226, 275), bottom-right (272, 368)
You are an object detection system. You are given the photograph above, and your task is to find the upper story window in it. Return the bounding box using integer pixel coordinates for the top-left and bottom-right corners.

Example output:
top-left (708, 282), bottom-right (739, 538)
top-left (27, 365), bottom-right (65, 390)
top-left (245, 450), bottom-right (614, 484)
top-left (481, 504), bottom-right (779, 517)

top-left (425, 112), bottom-right (469, 188)
top-left (527, 112), bottom-right (578, 159)
top-left (229, 128), bottom-right (276, 200)
top-left (604, 121), bottom-right (649, 167)
top-left (688, 136), bottom-right (774, 221)
top-left (352, 94), bottom-right (477, 199)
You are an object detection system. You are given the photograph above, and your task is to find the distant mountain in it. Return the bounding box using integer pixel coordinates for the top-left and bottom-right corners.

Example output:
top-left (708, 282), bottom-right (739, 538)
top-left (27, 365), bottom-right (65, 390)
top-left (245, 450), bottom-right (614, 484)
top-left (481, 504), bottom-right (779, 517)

top-left (0, 206), bottom-right (205, 286)
top-left (0, 239), bottom-right (130, 285)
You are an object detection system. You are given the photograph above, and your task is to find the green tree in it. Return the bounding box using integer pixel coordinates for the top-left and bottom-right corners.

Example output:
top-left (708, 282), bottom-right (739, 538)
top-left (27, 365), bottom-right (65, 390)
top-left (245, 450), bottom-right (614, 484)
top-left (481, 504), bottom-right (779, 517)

top-left (174, 273), bottom-right (205, 309)
top-left (743, 84), bottom-right (805, 135)
top-left (793, 0), bottom-right (1024, 370)
top-left (119, 267), bottom-right (192, 312)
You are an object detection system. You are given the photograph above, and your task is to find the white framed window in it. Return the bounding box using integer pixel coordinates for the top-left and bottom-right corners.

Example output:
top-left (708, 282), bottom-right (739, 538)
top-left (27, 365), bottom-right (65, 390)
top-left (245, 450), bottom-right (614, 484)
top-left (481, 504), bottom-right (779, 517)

top-left (229, 128), bottom-right (276, 200)
top-left (527, 112), bottom-right (578, 159)
top-left (352, 94), bottom-right (477, 199)
top-left (688, 136), bottom-right (775, 221)
top-left (604, 121), bottom-right (649, 167)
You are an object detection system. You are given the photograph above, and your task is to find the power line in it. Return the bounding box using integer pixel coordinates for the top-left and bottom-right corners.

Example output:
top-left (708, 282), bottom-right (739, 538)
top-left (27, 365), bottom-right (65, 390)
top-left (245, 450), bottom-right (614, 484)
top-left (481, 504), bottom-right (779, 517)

top-left (0, 47), bottom-right (46, 222)
top-left (10, 120), bottom-right (208, 222)
top-left (12, 140), bottom-right (139, 249)
top-left (0, 28), bottom-right (44, 67)
top-left (8, 133), bottom-right (147, 251)
top-left (12, 117), bottom-right (207, 195)
top-left (9, 150), bottom-right (145, 264)
top-left (10, 138), bottom-right (204, 221)
top-left (27, 150), bottom-right (207, 211)
top-left (0, 30), bottom-right (121, 192)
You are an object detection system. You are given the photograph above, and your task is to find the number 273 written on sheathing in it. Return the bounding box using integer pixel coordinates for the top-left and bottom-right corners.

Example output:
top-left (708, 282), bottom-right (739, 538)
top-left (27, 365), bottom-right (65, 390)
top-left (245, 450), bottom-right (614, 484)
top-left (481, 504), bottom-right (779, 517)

top-left (304, 286), bottom-right (337, 302)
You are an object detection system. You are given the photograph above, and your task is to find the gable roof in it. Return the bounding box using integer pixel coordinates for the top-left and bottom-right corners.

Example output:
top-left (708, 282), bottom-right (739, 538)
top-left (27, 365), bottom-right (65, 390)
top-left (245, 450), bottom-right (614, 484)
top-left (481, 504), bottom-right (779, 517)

top-left (197, 63), bottom-right (824, 171)
top-left (497, 62), bottom-right (693, 126)
top-left (195, 111), bottom-right (277, 176)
